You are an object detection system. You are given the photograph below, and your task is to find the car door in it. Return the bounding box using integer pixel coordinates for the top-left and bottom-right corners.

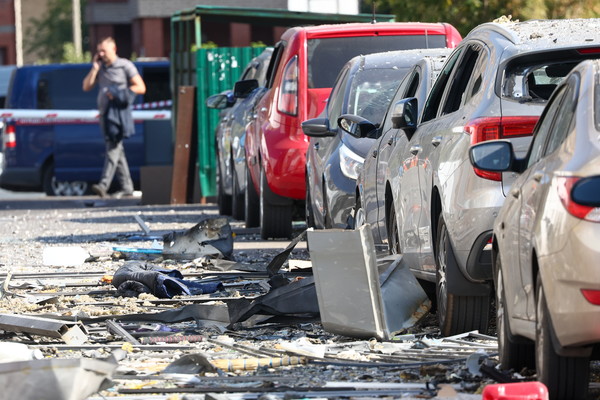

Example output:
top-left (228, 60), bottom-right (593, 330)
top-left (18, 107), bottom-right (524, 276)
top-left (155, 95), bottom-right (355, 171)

top-left (374, 68), bottom-right (421, 246)
top-left (515, 77), bottom-right (578, 321)
top-left (399, 48), bottom-right (465, 274)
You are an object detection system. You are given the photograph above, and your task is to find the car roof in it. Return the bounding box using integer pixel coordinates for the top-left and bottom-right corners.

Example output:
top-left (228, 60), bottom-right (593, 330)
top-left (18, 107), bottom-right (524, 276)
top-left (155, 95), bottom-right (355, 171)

top-left (282, 22), bottom-right (454, 40)
top-left (468, 18), bottom-right (600, 51)
top-left (355, 48), bottom-right (452, 71)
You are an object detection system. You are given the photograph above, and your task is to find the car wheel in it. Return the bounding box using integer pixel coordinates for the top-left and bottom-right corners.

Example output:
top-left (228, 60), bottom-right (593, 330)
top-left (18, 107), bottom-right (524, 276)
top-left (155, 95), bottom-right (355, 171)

top-left (436, 214), bottom-right (490, 336)
top-left (231, 164), bottom-right (245, 221)
top-left (536, 276), bottom-right (589, 400)
top-left (244, 166), bottom-right (260, 228)
top-left (217, 164), bottom-right (232, 216)
top-left (305, 174), bottom-right (315, 228)
top-left (496, 255), bottom-right (534, 370)
top-left (42, 164), bottom-right (89, 196)
top-left (354, 195), bottom-right (365, 229)
top-left (322, 182), bottom-right (332, 229)
top-left (260, 167), bottom-right (292, 239)
top-left (387, 204), bottom-right (400, 255)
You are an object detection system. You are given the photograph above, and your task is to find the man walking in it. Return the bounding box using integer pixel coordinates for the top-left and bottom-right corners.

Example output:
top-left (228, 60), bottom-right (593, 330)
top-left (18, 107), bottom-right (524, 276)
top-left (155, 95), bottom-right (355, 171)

top-left (82, 37), bottom-right (146, 198)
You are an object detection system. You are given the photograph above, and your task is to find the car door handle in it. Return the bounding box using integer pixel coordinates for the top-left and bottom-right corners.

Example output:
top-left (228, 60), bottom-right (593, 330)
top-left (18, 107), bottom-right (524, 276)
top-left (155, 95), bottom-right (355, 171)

top-left (409, 145), bottom-right (422, 155)
top-left (511, 187), bottom-right (520, 199)
top-left (313, 142), bottom-right (319, 151)
top-left (431, 136), bottom-right (442, 147)
top-left (372, 150), bottom-right (378, 158)
top-left (387, 137), bottom-right (394, 146)
top-left (533, 172), bottom-right (543, 182)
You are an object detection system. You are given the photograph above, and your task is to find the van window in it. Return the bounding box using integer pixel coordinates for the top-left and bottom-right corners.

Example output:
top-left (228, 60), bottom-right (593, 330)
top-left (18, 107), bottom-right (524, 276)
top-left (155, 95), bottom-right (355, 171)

top-left (38, 68), bottom-right (97, 109)
top-left (142, 66), bottom-right (171, 104)
top-left (307, 35), bottom-right (446, 89)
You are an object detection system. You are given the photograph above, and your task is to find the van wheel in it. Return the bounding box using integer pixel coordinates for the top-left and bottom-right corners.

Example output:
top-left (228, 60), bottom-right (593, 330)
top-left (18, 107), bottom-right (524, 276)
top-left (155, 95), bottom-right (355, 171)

top-left (536, 276), bottom-right (589, 400)
top-left (496, 255), bottom-right (535, 370)
top-left (42, 165), bottom-right (88, 196)
top-left (244, 166), bottom-right (260, 228)
top-left (260, 167), bottom-right (292, 239)
top-left (436, 214), bottom-right (490, 336)
top-left (231, 164), bottom-right (245, 221)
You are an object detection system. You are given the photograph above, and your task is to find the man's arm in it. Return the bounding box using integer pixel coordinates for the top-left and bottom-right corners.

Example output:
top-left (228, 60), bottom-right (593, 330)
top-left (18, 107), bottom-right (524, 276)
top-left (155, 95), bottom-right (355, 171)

top-left (82, 55), bottom-right (101, 92)
top-left (129, 74), bottom-right (146, 95)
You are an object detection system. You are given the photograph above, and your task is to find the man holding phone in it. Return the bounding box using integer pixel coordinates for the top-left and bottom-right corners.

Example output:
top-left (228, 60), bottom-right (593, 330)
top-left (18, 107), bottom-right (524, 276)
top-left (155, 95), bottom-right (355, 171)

top-left (82, 36), bottom-right (146, 198)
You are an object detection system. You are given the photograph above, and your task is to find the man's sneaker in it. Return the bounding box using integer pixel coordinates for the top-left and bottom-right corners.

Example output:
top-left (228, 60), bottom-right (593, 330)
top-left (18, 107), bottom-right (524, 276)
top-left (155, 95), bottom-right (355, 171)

top-left (91, 184), bottom-right (107, 198)
top-left (112, 190), bottom-right (134, 199)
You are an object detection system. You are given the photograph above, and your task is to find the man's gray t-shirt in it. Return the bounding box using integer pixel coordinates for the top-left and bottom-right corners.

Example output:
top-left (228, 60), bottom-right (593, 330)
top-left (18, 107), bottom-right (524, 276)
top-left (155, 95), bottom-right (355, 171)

top-left (96, 57), bottom-right (139, 113)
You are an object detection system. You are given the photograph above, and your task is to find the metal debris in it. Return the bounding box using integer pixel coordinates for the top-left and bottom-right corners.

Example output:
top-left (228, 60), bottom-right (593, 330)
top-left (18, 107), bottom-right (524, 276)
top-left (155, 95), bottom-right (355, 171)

top-left (163, 216), bottom-right (234, 260)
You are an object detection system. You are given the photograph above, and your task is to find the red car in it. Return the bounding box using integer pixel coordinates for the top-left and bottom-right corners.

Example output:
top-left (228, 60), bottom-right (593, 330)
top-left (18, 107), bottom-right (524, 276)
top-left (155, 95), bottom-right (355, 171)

top-left (244, 22), bottom-right (462, 239)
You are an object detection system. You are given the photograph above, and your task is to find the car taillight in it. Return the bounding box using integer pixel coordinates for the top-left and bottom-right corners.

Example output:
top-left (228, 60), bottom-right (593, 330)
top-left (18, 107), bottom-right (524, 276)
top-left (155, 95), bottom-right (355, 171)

top-left (4, 123), bottom-right (16, 149)
top-left (581, 289), bottom-right (600, 305)
top-left (465, 116), bottom-right (538, 181)
top-left (557, 176), bottom-right (600, 222)
top-left (577, 47), bottom-right (600, 55)
top-left (278, 55), bottom-right (298, 116)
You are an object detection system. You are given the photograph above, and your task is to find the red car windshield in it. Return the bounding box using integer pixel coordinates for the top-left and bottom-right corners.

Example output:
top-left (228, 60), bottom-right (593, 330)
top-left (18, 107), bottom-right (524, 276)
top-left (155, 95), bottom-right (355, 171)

top-left (307, 35), bottom-right (447, 88)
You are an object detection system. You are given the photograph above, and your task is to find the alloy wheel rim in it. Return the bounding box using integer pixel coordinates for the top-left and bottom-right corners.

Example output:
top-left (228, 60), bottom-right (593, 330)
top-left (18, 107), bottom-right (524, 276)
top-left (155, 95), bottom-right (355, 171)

top-left (437, 227), bottom-right (448, 326)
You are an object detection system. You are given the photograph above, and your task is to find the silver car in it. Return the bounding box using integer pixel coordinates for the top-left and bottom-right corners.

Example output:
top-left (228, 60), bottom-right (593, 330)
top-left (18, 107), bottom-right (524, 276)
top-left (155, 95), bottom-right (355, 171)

top-left (470, 59), bottom-right (600, 400)
top-left (358, 19), bottom-right (600, 336)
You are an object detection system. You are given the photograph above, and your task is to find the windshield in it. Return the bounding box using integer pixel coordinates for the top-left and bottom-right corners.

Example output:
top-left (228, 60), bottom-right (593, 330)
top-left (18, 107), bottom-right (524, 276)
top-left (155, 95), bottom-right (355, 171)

top-left (503, 60), bottom-right (580, 102)
top-left (307, 35), bottom-right (446, 89)
top-left (347, 67), bottom-right (411, 125)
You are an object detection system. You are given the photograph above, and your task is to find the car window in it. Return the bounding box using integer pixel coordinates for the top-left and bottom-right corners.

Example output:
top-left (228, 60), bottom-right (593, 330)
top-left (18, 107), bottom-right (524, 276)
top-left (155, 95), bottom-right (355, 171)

top-left (327, 66), bottom-right (350, 130)
top-left (441, 44), bottom-right (483, 115)
top-left (421, 48), bottom-right (464, 123)
top-left (594, 74), bottom-right (600, 132)
top-left (266, 42), bottom-right (285, 89)
top-left (306, 35), bottom-right (446, 89)
top-left (544, 74), bottom-right (579, 157)
top-left (381, 68), bottom-right (420, 132)
top-left (347, 66), bottom-right (409, 126)
top-left (38, 68), bottom-right (97, 109)
top-left (526, 84), bottom-right (567, 168)
top-left (142, 66), bottom-right (171, 104)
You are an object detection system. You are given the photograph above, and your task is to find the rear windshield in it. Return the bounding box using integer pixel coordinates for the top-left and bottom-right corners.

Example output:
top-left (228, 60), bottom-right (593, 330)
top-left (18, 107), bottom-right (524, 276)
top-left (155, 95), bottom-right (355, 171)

top-left (348, 67), bottom-right (411, 125)
top-left (503, 60), bottom-right (581, 103)
top-left (307, 35), bottom-right (446, 88)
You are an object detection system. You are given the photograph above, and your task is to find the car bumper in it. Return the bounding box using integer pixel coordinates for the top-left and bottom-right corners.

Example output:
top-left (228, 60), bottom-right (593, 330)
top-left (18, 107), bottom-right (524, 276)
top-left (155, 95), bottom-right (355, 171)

top-left (0, 168), bottom-right (42, 191)
top-left (539, 220), bottom-right (600, 348)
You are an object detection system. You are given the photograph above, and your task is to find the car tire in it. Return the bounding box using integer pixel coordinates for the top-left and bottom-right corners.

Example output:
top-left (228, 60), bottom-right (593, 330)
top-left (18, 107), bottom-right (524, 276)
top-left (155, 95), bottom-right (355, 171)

top-left (260, 167), bottom-right (292, 240)
top-left (353, 195), bottom-right (365, 229)
top-left (496, 255), bottom-right (535, 370)
top-left (536, 276), bottom-right (589, 400)
top-left (436, 215), bottom-right (490, 336)
top-left (387, 204), bottom-right (400, 255)
top-left (305, 173), bottom-right (315, 229)
top-left (322, 182), bottom-right (333, 229)
top-left (244, 166), bottom-right (260, 228)
top-left (231, 164), bottom-right (245, 221)
top-left (217, 164), bottom-right (232, 216)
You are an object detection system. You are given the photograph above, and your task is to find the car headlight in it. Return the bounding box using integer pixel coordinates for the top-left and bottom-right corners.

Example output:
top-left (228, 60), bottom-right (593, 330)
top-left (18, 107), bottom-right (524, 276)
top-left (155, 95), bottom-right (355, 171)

top-left (339, 143), bottom-right (364, 180)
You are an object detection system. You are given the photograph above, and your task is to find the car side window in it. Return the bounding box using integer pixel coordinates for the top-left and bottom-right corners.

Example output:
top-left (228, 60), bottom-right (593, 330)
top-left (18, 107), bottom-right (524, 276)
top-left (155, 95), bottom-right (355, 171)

top-left (265, 42), bottom-right (285, 89)
top-left (327, 66), bottom-right (350, 130)
top-left (381, 68), bottom-right (420, 132)
top-left (544, 75), bottom-right (579, 157)
top-left (526, 85), bottom-right (567, 168)
top-left (441, 44), bottom-right (483, 115)
top-left (421, 48), bottom-right (463, 123)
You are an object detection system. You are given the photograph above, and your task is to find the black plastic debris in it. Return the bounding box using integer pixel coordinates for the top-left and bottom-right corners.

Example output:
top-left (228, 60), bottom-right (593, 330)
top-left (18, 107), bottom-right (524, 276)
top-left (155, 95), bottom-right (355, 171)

top-left (163, 353), bottom-right (217, 374)
top-left (228, 276), bottom-right (319, 327)
top-left (112, 261), bottom-right (224, 298)
top-left (163, 216), bottom-right (234, 260)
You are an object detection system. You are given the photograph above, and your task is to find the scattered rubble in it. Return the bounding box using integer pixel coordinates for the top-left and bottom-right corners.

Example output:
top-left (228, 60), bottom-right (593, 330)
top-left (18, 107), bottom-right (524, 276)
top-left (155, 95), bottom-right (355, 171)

top-left (0, 202), bottom-right (596, 399)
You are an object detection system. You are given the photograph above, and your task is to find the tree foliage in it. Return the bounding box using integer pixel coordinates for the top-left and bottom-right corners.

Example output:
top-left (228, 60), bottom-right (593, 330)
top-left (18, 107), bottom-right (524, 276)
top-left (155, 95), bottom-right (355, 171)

top-left (24, 0), bottom-right (88, 64)
top-left (361, 0), bottom-right (600, 36)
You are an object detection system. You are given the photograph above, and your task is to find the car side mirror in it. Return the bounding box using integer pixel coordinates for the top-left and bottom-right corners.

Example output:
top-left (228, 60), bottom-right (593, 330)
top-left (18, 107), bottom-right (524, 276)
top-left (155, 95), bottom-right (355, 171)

top-left (206, 91), bottom-right (234, 109)
top-left (337, 114), bottom-right (378, 139)
top-left (302, 118), bottom-right (335, 137)
top-left (234, 79), bottom-right (259, 99)
top-left (469, 140), bottom-right (516, 172)
top-left (391, 97), bottom-right (418, 140)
